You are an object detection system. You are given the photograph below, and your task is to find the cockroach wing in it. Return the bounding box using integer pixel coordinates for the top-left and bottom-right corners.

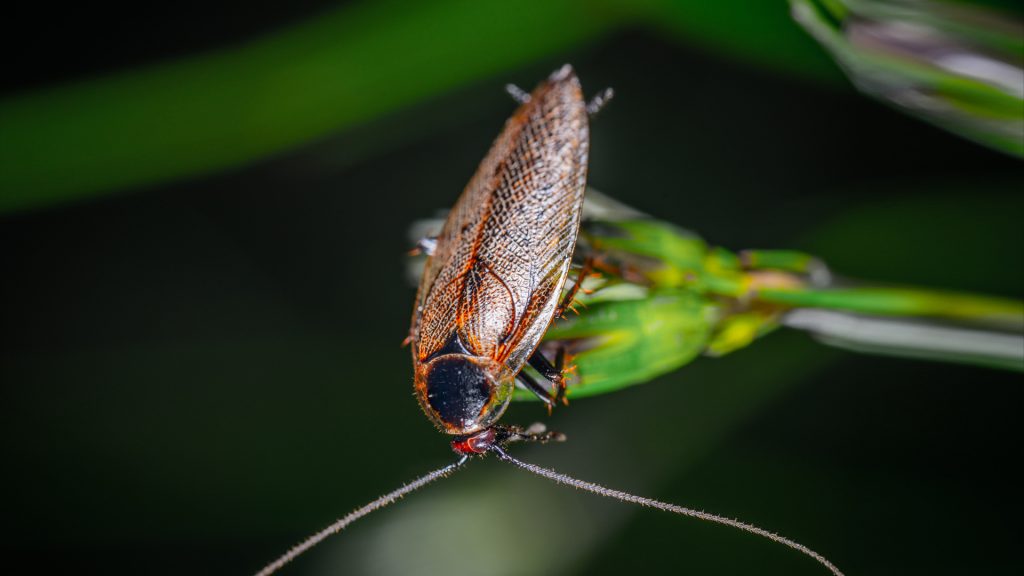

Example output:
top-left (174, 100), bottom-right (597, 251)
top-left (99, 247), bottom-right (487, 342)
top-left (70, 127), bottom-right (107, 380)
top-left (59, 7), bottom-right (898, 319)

top-left (413, 66), bottom-right (589, 377)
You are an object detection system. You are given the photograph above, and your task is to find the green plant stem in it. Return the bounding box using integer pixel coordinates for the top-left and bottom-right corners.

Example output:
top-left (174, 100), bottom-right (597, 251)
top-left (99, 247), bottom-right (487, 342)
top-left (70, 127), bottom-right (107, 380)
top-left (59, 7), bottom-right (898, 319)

top-left (757, 285), bottom-right (1024, 329)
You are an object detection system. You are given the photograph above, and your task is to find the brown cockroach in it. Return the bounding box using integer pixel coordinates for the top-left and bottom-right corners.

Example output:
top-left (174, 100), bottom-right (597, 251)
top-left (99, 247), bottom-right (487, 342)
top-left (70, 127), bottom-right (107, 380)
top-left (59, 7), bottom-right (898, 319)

top-left (411, 63), bottom-right (589, 450)
top-left (255, 66), bottom-right (844, 576)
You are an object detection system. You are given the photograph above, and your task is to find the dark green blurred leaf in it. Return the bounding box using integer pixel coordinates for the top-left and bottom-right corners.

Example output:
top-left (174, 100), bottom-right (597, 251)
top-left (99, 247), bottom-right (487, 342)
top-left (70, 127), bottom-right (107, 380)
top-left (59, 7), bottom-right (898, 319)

top-left (634, 0), bottom-right (845, 79)
top-left (0, 0), bottom-right (619, 213)
top-left (1, 0), bottom-right (854, 214)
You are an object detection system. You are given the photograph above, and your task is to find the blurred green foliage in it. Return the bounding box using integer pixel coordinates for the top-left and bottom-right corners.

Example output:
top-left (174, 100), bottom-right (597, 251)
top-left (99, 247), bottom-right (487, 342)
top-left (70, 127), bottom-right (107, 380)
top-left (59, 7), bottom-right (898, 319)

top-left (1, 2), bottom-right (1022, 575)
top-left (3, 0), bottom-right (1021, 212)
top-left (792, 0), bottom-right (1024, 156)
top-left (0, 0), bottom-right (617, 212)
top-left (0, 0), bottom-right (844, 214)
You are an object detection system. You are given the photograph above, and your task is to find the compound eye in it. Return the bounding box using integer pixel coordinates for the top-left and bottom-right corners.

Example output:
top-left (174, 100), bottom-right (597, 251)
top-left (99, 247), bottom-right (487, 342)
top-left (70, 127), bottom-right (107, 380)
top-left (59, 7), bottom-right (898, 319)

top-left (424, 356), bottom-right (495, 432)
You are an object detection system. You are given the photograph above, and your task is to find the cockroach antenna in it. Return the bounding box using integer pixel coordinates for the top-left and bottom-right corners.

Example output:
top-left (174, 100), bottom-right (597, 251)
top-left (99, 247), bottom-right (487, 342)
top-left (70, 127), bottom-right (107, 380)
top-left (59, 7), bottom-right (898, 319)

top-left (490, 445), bottom-right (845, 576)
top-left (255, 446), bottom-right (843, 576)
top-left (254, 455), bottom-right (469, 576)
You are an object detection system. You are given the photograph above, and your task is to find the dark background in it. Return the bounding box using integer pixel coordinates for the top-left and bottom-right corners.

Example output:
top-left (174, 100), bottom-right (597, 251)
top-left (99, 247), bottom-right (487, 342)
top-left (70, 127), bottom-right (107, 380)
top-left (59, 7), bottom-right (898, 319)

top-left (2, 2), bottom-right (1022, 575)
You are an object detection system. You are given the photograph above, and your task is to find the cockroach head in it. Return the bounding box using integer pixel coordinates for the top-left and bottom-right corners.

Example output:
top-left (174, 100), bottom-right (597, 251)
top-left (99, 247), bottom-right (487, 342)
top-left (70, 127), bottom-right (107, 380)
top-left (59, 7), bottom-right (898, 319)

top-left (416, 354), bottom-right (513, 437)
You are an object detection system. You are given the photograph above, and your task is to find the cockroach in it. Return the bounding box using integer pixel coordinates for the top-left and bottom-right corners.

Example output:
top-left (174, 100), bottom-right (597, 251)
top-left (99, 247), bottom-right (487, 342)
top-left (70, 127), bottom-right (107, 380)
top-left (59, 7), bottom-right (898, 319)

top-left (255, 65), bottom-right (844, 576)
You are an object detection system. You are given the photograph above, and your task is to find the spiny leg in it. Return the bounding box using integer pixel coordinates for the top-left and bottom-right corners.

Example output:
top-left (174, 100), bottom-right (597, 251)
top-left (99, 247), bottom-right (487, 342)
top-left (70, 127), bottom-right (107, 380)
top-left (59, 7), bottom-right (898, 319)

top-left (516, 369), bottom-right (556, 413)
top-left (555, 258), bottom-right (595, 318)
top-left (575, 231), bottom-right (648, 285)
top-left (496, 422), bottom-right (566, 445)
top-left (528, 348), bottom-right (561, 381)
top-left (527, 347), bottom-right (569, 406)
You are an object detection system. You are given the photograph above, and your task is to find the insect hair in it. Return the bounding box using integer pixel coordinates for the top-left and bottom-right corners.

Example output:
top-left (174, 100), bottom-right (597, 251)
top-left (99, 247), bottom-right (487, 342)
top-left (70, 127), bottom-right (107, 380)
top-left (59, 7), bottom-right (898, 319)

top-left (255, 448), bottom-right (843, 576)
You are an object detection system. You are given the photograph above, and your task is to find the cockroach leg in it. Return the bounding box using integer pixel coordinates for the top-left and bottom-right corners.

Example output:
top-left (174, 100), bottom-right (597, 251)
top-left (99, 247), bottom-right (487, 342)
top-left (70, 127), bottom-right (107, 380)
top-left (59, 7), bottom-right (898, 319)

top-left (553, 346), bottom-right (569, 405)
top-left (586, 87), bottom-right (614, 116)
top-left (527, 349), bottom-right (561, 381)
top-left (555, 257), bottom-right (595, 318)
top-left (408, 236), bottom-right (438, 257)
top-left (527, 347), bottom-right (569, 406)
top-left (504, 83), bottom-right (532, 105)
top-left (496, 423), bottom-right (566, 445)
top-left (516, 369), bottom-right (557, 413)
top-left (589, 253), bottom-right (648, 285)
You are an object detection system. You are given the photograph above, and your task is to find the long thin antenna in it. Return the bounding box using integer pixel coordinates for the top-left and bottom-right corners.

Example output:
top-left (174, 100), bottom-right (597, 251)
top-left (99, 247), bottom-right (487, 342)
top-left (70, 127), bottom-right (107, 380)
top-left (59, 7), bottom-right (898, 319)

top-left (254, 455), bottom-right (469, 576)
top-left (492, 447), bottom-right (843, 576)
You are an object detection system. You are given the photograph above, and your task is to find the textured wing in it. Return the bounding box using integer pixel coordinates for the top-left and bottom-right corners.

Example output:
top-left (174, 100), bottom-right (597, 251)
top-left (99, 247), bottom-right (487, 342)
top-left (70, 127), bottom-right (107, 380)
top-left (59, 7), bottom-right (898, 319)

top-left (413, 65), bottom-right (589, 372)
